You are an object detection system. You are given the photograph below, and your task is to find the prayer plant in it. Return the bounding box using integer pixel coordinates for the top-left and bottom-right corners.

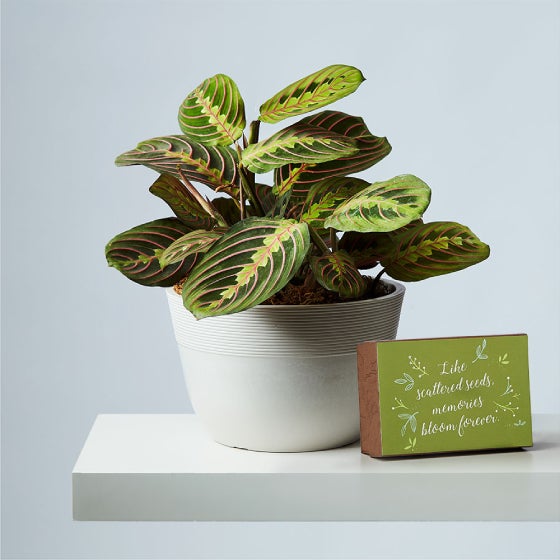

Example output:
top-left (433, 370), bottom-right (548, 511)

top-left (106, 64), bottom-right (490, 319)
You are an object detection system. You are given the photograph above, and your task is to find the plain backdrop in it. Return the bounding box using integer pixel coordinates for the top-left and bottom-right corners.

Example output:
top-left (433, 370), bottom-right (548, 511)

top-left (2, 0), bottom-right (559, 558)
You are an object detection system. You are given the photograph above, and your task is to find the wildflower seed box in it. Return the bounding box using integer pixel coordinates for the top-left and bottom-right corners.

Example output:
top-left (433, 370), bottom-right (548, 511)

top-left (357, 334), bottom-right (533, 457)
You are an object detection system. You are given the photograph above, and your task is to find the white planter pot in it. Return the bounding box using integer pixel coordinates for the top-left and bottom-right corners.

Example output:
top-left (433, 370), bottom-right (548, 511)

top-left (166, 282), bottom-right (405, 452)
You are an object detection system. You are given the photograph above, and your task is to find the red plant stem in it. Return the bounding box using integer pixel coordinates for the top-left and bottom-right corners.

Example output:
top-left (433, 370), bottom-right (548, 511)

top-left (329, 228), bottom-right (338, 251)
top-left (239, 176), bottom-right (245, 220)
top-left (308, 225), bottom-right (330, 255)
top-left (235, 143), bottom-right (264, 217)
top-left (248, 120), bottom-right (260, 145)
top-left (176, 166), bottom-right (226, 226)
top-left (371, 268), bottom-right (386, 292)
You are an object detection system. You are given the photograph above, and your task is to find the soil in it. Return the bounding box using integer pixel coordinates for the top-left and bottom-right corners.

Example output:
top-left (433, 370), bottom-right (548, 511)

top-left (264, 277), bottom-right (393, 305)
top-left (173, 276), bottom-right (394, 305)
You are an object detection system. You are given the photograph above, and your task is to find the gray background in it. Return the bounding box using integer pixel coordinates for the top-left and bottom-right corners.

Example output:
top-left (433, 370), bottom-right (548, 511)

top-left (2, 0), bottom-right (559, 558)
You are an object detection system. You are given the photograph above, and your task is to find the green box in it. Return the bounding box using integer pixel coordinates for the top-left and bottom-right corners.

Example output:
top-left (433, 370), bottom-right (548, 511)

top-left (358, 334), bottom-right (533, 457)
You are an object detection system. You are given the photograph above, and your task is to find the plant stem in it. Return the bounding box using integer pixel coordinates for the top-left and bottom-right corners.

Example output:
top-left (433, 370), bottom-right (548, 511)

top-left (329, 228), bottom-right (338, 251)
top-left (303, 268), bottom-right (319, 290)
top-left (235, 144), bottom-right (265, 217)
top-left (239, 175), bottom-right (245, 220)
top-left (239, 167), bottom-right (265, 216)
top-left (176, 166), bottom-right (227, 227)
top-left (371, 268), bottom-right (386, 292)
top-left (245, 121), bottom-right (260, 194)
top-left (248, 120), bottom-right (260, 145)
top-left (308, 224), bottom-right (331, 255)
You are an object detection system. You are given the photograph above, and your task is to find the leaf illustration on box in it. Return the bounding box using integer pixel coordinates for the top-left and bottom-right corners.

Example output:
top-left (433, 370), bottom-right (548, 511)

top-left (499, 376), bottom-right (519, 398)
top-left (472, 338), bottom-right (488, 363)
top-left (409, 355), bottom-right (429, 377)
top-left (404, 437), bottom-right (417, 451)
top-left (494, 401), bottom-right (520, 415)
top-left (498, 353), bottom-right (510, 365)
top-left (391, 397), bottom-right (409, 411)
top-left (394, 373), bottom-right (415, 391)
top-left (494, 376), bottom-right (520, 417)
top-left (398, 412), bottom-right (418, 436)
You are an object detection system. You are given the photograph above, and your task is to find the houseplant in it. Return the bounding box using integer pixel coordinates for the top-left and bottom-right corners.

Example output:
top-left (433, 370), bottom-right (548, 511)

top-left (106, 64), bottom-right (490, 451)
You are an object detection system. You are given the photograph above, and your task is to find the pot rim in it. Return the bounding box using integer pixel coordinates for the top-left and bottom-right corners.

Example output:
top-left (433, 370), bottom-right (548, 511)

top-left (166, 279), bottom-right (405, 312)
top-left (166, 279), bottom-right (405, 356)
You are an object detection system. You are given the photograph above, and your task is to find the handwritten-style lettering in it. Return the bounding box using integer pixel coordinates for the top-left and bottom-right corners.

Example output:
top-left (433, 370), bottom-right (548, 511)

top-left (438, 359), bottom-right (467, 375)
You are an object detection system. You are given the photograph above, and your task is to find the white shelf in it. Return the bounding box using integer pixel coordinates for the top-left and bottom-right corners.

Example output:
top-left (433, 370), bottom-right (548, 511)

top-left (73, 414), bottom-right (560, 521)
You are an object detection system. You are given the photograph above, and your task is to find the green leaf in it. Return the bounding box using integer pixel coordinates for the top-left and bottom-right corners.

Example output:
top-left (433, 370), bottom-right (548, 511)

top-left (211, 196), bottom-right (241, 225)
top-left (259, 65), bottom-right (365, 124)
top-left (182, 218), bottom-right (311, 318)
top-left (338, 221), bottom-right (424, 269)
top-left (310, 250), bottom-right (367, 299)
top-left (300, 177), bottom-right (369, 228)
top-left (338, 232), bottom-right (382, 269)
top-left (149, 174), bottom-right (217, 229)
top-left (158, 229), bottom-right (224, 268)
top-left (253, 183), bottom-right (278, 216)
top-left (105, 218), bottom-right (196, 287)
top-left (378, 221), bottom-right (490, 282)
top-left (241, 124), bottom-right (357, 174)
top-left (272, 164), bottom-right (309, 197)
top-left (115, 135), bottom-right (239, 195)
top-left (324, 175), bottom-right (431, 233)
top-left (274, 111), bottom-right (392, 201)
top-left (178, 74), bottom-right (246, 146)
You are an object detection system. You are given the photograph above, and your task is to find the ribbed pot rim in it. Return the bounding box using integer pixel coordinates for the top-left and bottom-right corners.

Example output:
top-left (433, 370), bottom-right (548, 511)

top-left (167, 280), bottom-right (404, 313)
top-left (166, 281), bottom-right (405, 357)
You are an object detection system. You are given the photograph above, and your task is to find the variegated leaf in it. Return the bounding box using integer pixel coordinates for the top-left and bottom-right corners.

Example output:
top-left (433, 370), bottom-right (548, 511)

top-left (149, 174), bottom-right (217, 229)
top-left (253, 183), bottom-right (277, 215)
top-left (211, 196), bottom-right (241, 225)
top-left (115, 135), bottom-right (239, 195)
top-left (159, 229), bottom-right (224, 268)
top-left (378, 221), bottom-right (490, 281)
top-left (182, 218), bottom-right (310, 318)
top-left (338, 220), bottom-right (423, 269)
top-left (178, 74), bottom-right (246, 146)
top-left (274, 111), bottom-right (392, 201)
top-left (300, 176), bottom-right (369, 228)
top-left (273, 164), bottom-right (308, 197)
top-left (324, 175), bottom-right (431, 233)
top-left (259, 65), bottom-right (365, 124)
top-left (310, 250), bottom-right (367, 299)
top-left (338, 232), bottom-right (382, 269)
top-left (105, 218), bottom-right (196, 287)
top-left (241, 124), bottom-right (357, 174)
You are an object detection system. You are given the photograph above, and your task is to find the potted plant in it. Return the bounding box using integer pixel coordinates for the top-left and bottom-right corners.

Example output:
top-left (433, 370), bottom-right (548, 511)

top-left (106, 64), bottom-right (490, 452)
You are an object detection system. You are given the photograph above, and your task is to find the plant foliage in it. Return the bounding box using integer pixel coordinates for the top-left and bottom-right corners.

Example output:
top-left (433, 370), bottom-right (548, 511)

top-left (107, 64), bottom-right (490, 318)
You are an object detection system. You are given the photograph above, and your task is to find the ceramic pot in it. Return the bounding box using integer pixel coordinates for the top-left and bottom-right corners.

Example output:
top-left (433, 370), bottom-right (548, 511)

top-left (166, 281), bottom-right (405, 452)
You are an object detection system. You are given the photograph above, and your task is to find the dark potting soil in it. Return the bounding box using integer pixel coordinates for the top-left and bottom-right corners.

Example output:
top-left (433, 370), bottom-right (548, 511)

top-left (173, 277), bottom-right (394, 305)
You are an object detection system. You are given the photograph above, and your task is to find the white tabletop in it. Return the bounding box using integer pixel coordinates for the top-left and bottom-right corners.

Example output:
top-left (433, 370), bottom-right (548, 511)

top-left (73, 413), bottom-right (560, 521)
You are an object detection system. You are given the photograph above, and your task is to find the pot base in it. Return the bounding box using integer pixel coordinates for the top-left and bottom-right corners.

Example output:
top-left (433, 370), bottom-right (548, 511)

top-left (177, 346), bottom-right (361, 452)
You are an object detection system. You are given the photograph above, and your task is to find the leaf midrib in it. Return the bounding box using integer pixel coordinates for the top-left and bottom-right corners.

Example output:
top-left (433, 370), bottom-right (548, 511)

top-left (192, 86), bottom-right (238, 144)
